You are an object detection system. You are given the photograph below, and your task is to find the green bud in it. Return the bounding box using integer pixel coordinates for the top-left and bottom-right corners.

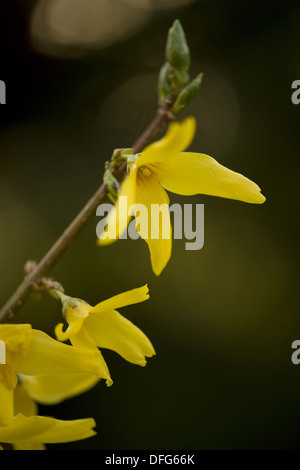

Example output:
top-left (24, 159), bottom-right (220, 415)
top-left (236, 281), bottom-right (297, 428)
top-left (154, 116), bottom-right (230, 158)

top-left (169, 66), bottom-right (188, 92)
top-left (158, 62), bottom-right (172, 105)
top-left (172, 73), bottom-right (204, 115)
top-left (166, 20), bottom-right (190, 80)
top-left (104, 167), bottom-right (118, 187)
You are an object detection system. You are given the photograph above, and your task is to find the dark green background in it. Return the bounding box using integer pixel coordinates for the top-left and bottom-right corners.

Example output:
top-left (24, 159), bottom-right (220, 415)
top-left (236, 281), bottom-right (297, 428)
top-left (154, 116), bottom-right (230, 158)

top-left (0, 0), bottom-right (299, 450)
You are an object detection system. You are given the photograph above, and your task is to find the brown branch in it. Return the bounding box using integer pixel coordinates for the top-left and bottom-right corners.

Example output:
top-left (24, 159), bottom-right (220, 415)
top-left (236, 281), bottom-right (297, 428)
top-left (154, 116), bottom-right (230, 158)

top-left (0, 98), bottom-right (176, 324)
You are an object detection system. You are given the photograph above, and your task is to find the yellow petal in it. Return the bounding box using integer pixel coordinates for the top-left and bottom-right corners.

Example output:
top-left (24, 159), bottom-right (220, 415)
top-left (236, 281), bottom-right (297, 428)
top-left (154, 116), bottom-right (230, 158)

top-left (97, 168), bottom-right (137, 244)
top-left (0, 324), bottom-right (32, 371)
top-left (14, 382), bottom-right (38, 417)
top-left (55, 300), bottom-right (90, 342)
top-left (84, 310), bottom-right (155, 366)
top-left (12, 384), bottom-right (46, 449)
top-left (13, 441), bottom-right (45, 450)
top-left (0, 324), bottom-right (32, 426)
top-left (63, 328), bottom-right (113, 387)
top-left (54, 318), bottom-right (84, 343)
top-left (135, 176), bottom-right (172, 276)
top-left (18, 329), bottom-right (110, 379)
top-left (0, 413), bottom-right (96, 445)
top-left (90, 285), bottom-right (149, 314)
top-left (136, 117), bottom-right (196, 167)
top-left (158, 152), bottom-right (265, 204)
top-left (19, 373), bottom-right (100, 405)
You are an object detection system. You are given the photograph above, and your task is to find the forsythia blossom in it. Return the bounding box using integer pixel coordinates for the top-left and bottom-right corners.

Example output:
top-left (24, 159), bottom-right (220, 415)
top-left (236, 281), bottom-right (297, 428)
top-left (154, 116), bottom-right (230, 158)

top-left (0, 324), bottom-right (107, 449)
top-left (98, 117), bottom-right (266, 275)
top-left (54, 285), bottom-right (155, 386)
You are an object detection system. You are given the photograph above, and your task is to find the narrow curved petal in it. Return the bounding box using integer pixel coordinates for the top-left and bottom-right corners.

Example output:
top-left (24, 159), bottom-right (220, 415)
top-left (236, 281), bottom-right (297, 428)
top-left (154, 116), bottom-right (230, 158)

top-left (136, 117), bottom-right (196, 167)
top-left (0, 378), bottom-right (14, 426)
top-left (158, 152), bottom-right (266, 204)
top-left (84, 310), bottom-right (155, 366)
top-left (18, 329), bottom-right (109, 379)
top-left (135, 176), bottom-right (172, 276)
top-left (54, 316), bottom-right (85, 343)
top-left (0, 413), bottom-right (96, 445)
top-left (19, 373), bottom-right (100, 405)
top-left (90, 285), bottom-right (149, 314)
top-left (97, 169), bottom-right (137, 244)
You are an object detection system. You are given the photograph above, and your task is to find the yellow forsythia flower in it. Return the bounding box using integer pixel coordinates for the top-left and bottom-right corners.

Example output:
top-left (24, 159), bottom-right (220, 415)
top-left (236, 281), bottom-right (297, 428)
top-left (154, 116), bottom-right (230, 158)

top-left (98, 117), bottom-right (265, 275)
top-left (54, 285), bottom-right (155, 382)
top-left (0, 324), bottom-right (104, 449)
top-left (21, 286), bottom-right (154, 403)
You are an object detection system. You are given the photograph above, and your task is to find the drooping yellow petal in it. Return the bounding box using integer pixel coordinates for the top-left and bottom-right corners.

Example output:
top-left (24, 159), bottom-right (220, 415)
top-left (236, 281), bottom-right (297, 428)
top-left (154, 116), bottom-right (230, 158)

top-left (57, 327), bottom-right (113, 387)
top-left (90, 285), bottom-right (149, 314)
top-left (0, 413), bottom-right (96, 445)
top-left (14, 381), bottom-right (38, 417)
top-left (19, 373), bottom-right (100, 405)
top-left (18, 329), bottom-right (109, 379)
top-left (97, 168), bottom-right (137, 244)
top-left (158, 152), bottom-right (265, 204)
top-left (136, 117), bottom-right (196, 167)
top-left (83, 309), bottom-right (155, 366)
top-left (0, 376), bottom-right (15, 426)
top-left (135, 175), bottom-right (172, 276)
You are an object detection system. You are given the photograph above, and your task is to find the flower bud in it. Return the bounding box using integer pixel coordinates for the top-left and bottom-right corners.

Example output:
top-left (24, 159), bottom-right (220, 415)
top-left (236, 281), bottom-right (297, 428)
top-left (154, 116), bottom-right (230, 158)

top-left (158, 62), bottom-right (172, 105)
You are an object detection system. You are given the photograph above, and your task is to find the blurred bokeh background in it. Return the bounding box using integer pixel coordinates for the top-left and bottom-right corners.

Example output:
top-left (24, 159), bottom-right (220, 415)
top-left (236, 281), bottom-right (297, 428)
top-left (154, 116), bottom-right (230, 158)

top-left (0, 0), bottom-right (300, 450)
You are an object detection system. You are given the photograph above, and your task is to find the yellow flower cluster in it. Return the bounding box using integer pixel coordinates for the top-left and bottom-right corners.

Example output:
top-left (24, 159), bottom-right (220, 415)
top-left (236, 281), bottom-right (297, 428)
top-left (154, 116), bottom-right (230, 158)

top-left (0, 117), bottom-right (265, 450)
top-left (0, 324), bottom-right (99, 449)
top-left (0, 286), bottom-right (154, 449)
